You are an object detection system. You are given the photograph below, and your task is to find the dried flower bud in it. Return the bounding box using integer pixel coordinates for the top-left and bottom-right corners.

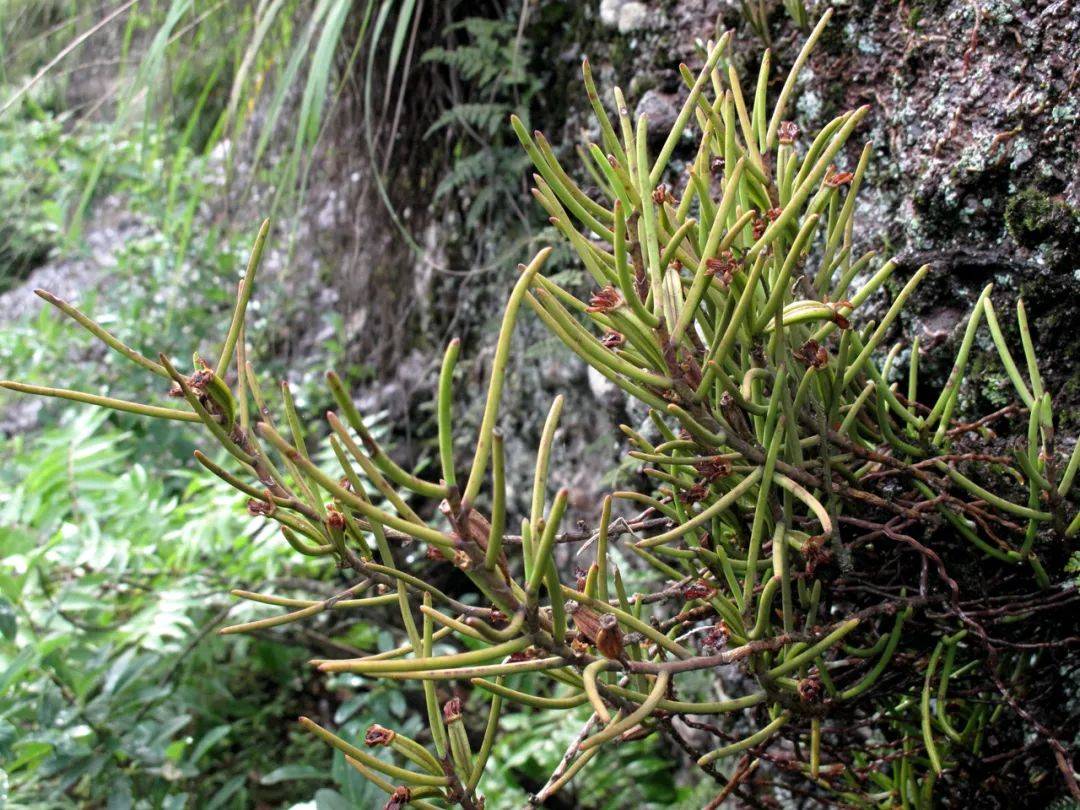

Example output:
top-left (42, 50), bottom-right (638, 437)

top-left (426, 546), bottom-right (445, 561)
top-left (384, 787), bottom-right (411, 810)
top-left (680, 482), bottom-right (709, 505)
top-left (705, 251), bottom-right (739, 287)
top-left (365, 724), bottom-right (396, 747)
top-left (595, 613), bottom-right (625, 661)
top-left (508, 646), bottom-right (545, 662)
top-left (704, 621), bottom-right (729, 651)
top-left (778, 121), bottom-right (799, 145)
top-left (586, 286), bottom-right (622, 313)
top-left (443, 697), bottom-right (463, 723)
top-left (570, 604), bottom-right (602, 645)
top-left (794, 339), bottom-right (829, 369)
top-left (652, 184), bottom-right (675, 205)
top-left (489, 609), bottom-right (508, 626)
top-left (825, 168), bottom-right (854, 187)
top-left (766, 206), bottom-right (783, 222)
top-left (188, 368), bottom-right (213, 391)
top-left (453, 549), bottom-right (473, 570)
top-left (574, 566), bottom-right (588, 590)
top-left (247, 498), bottom-right (273, 517)
top-left (753, 214), bottom-right (767, 241)
top-left (601, 330), bottom-right (625, 349)
top-left (710, 155), bottom-right (725, 175)
top-left (695, 456), bottom-right (732, 482)
top-left (571, 637), bottom-right (591, 655)
top-left (798, 676), bottom-right (823, 704)
top-left (683, 580), bottom-right (714, 600)
top-left (803, 534), bottom-right (831, 576)
top-left (325, 507), bottom-right (346, 531)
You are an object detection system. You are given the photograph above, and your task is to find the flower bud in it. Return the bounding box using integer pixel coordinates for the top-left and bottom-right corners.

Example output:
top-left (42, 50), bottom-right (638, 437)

top-left (595, 613), bottom-right (625, 661)
top-left (384, 787), bottom-right (411, 810)
top-left (586, 286), bottom-right (622, 313)
top-left (365, 724), bottom-right (395, 747)
top-left (443, 697), bottom-right (463, 723)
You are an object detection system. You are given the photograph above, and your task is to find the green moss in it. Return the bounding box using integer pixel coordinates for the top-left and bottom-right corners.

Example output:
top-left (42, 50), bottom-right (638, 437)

top-left (1004, 188), bottom-right (1079, 249)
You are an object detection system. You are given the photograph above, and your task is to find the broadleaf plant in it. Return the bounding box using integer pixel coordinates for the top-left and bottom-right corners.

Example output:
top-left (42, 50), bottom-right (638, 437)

top-left (5, 11), bottom-right (1080, 808)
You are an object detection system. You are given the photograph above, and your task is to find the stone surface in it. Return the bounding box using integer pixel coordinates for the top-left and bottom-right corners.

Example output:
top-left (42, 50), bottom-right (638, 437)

top-left (617, 1), bottom-right (649, 33)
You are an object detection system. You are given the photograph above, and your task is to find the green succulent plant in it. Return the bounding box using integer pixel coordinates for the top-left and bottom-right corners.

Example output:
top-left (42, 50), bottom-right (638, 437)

top-left (5, 10), bottom-right (1080, 808)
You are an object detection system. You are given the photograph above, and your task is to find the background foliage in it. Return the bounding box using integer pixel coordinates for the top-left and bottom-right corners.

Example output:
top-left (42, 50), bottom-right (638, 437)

top-left (0, 2), bottom-right (694, 806)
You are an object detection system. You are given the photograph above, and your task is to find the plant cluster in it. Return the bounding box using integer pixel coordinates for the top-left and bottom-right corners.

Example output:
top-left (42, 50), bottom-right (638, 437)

top-left (5, 12), bottom-right (1080, 808)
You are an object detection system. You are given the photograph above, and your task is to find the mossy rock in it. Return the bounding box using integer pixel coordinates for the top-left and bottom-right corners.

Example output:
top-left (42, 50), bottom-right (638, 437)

top-left (1004, 188), bottom-right (1080, 252)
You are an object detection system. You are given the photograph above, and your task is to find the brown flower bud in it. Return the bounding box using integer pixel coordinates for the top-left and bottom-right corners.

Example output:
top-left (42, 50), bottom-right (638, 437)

top-left (586, 286), bottom-right (622, 313)
top-left (384, 787), bottom-right (412, 810)
top-left (766, 206), bottom-right (783, 222)
top-left (365, 724), bottom-right (396, 747)
top-left (794, 339), bottom-right (829, 369)
top-left (595, 613), bottom-right (625, 661)
top-left (247, 498), bottom-right (273, 517)
top-left (797, 676), bottom-right (823, 704)
top-left (189, 368), bottom-right (213, 391)
top-left (601, 330), bottom-right (625, 349)
top-left (679, 482), bottom-right (709, 505)
top-left (695, 456), bottom-right (732, 482)
top-left (443, 698), bottom-right (462, 723)
top-left (825, 168), bottom-right (854, 187)
top-left (710, 156), bottom-right (725, 175)
top-left (705, 251), bottom-right (737, 286)
top-left (325, 507), bottom-right (346, 531)
top-left (569, 604), bottom-right (600, 644)
top-left (778, 121), bottom-right (799, 145)
top-left (574, 566), bottom-right (588, 591)
top-left (453, 549), bottom-right (473, 570)
top-left (682, 580), bottom-right (714, 601)
top-left (704, 621), bottom-right (729, 651)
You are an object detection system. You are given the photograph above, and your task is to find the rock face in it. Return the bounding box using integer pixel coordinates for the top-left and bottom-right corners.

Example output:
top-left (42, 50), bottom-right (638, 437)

top-left (472, 0), bottom-right (1077, 517)
top-left (358, 0), bottom-right (1080, 516)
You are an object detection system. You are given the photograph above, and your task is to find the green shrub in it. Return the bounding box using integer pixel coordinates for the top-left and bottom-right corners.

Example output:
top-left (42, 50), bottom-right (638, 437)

top-left (5, 11), bottom-right (1080, 808)
top-left (0, 410), bottom-right (404, 807)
